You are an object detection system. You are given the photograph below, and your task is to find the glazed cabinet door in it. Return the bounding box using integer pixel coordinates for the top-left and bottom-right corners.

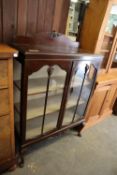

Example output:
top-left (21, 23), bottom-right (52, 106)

top-left (25, 60), bottom-right (72, 140)
top-left (62, 61), bottom-right (97, 126)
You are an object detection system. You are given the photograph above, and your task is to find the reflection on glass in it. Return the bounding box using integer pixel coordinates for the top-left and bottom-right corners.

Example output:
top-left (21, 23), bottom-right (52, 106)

top-left (26, 66), bottom-right (48, 139)
top-left (63, 63), bottom-right (96, 126)
top-left (106, 5), bottom-right (117, 33)
top-left (26, 65), bottom-right (66, 139)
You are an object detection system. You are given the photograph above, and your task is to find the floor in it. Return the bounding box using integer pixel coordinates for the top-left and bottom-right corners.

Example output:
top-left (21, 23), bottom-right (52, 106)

top-left (5, 115), bottom-right (117, 175)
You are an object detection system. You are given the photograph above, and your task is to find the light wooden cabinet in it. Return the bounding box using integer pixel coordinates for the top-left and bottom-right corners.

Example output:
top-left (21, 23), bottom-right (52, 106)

top-left (86, 86), bottom-right (110, 119)
top-left (0, 45), bottom-right (18, 173)
top-left (79, 0), bottom-right (117, 72)
top-left (100, 84), bottom-right (117, 115)
top-left (86, 81), bottom-right (117, 126)
top-left (79, 0), bottom-right (117, 127)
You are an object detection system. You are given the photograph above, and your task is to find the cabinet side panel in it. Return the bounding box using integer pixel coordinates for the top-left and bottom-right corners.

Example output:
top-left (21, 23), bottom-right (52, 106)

top-left (27, 0), bottom-right (39, 34)
top-left (8, 59), bottom-right (15, 157)
top-left (86, 89), bottom-right (108, 118)
top-left (0, 115), bottom-right (12, 163)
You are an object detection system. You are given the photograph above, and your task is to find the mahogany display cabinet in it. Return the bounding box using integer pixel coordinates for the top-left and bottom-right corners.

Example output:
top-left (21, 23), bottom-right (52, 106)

top-left (13, 33), bottom-right (103, 165)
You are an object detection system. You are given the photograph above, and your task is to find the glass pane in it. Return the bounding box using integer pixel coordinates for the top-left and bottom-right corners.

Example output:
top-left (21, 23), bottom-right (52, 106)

top-left (26, 65), bottom-right (66, 139)
top-left (13, 60), bottom-right (22, 135)
top-left (74, 64), bottom-right (96, 121)
top-left (26, 66), bottom-right (48, 139)
top-left (43, 66), bottom-right (66, 133)
top-left (106, 5), bottom-right (117, 34)
top-left (26, 116), bottom-right (42, 139)
top-left (63, 62), bottom-right (95, 126)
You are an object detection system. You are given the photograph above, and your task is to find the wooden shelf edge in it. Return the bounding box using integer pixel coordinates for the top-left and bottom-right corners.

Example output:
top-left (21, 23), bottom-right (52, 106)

top-left (100, 49), bottom-right (110, 53)
top-left (104, 33), bottom-right (113, 38)
top-left (14, 98), bottom-right (85, 120)
top-left (14, 78), bottom-right (90, 96)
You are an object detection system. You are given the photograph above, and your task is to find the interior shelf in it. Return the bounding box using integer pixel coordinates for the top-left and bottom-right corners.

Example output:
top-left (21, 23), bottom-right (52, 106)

top-left (14, 76), bottom-right (90, 96)
top-left (0, 86), bottom-right (8, 90)
top-left (15, 108), bottom-right (82, 139)
top-left (63, 109), bottom-right (81, 125)
top-left (25, 112), bottom-right (58, 139)
top-left (100, 49), bottom-right (110, 53)
top-left (25, 110), bottom-right (80, 139)
top-left (15, 94), bottom-right (85, 120)
top-left (104, 33), bottom-right (113, 38)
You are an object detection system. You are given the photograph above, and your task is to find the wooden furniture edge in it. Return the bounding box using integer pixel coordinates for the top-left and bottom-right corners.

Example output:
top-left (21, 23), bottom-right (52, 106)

top-left (0, 44), bottom-right (18, 58)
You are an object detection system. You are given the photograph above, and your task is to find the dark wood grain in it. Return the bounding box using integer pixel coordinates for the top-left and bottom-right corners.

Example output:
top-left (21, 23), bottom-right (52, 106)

top-left (59, 0), bottom-right (70, 34)
top-left (36, 0), bottom-right (47, 32)
top-left (2, 0), bottom-right (17, 42)
top-left (20, 60), bottom-right (28, 144)
top-left (52, 0), bottom-right (64, 32)
top-left (17, 0), bottom-right (28, 35)
top-left (0, 0), bottom-right (70, 43)
top-left (27, 0), bottom-right (38, 35)
top-left (44, 0), bottom-right (55, 32)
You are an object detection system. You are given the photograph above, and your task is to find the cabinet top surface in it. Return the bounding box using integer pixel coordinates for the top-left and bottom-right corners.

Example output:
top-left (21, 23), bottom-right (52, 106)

top-left (12, 42), bottom-right (103, 62)
top-left (0, 44), bottom-right (18, 58)
top-left (12, 33), bottom-right (103, 61)
top-left (13, 32), bottom-right (102, 59)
